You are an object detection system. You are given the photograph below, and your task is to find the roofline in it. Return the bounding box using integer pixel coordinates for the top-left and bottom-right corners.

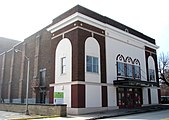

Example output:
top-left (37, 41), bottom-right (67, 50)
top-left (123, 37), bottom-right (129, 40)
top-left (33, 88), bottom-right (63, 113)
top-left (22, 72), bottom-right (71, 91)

top-left (52, 5), bottom-right (156, 45)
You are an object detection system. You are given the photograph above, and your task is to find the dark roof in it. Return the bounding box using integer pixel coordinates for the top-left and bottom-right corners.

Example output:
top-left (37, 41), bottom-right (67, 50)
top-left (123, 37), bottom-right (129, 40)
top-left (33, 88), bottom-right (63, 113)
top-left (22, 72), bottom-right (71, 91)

top-left (52, 5), bottom-right (155, 44)
top-left (0, 37), bottom-right (20, 54)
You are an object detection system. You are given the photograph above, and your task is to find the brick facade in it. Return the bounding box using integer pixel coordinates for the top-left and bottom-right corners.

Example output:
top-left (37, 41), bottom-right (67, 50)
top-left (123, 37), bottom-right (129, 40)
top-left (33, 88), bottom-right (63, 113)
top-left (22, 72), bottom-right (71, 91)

top-left (0, 28), bottom-right (53, 104)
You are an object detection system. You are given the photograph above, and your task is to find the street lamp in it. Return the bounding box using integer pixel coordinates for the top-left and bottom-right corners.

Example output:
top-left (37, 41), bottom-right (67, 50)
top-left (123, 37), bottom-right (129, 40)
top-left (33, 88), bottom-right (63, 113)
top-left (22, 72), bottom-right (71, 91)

top-left (15, 49), bottom-right (30, 115)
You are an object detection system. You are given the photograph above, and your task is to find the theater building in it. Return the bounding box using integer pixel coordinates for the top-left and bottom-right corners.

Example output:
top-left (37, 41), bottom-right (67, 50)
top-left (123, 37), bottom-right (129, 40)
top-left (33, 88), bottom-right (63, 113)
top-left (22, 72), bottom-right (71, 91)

top-left (0, 5), bottom-right (160, 114)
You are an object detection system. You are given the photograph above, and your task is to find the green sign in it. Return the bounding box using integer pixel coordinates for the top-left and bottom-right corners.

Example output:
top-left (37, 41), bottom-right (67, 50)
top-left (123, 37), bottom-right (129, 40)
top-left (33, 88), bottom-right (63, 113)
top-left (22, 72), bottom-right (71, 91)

top-left (54, 92), bottom-right (64, 98)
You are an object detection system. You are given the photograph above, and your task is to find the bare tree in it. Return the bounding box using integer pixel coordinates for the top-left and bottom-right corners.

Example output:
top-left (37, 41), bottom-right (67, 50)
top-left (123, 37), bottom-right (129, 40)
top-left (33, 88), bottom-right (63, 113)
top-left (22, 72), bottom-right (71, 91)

top-left (158, 52), bottom-right (169, 86)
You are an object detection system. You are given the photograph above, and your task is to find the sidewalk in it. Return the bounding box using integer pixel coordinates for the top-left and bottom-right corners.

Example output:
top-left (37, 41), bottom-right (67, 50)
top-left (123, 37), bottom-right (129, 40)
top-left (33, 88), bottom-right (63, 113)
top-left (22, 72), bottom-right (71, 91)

top-left (66, 104), bottom-right (169, 120)
top-left (0, 111), bottom-right (32, 120)
top-left (3, 104), bottom-right (169, 120)
top-left (86, 104), bottom-right (169, 119)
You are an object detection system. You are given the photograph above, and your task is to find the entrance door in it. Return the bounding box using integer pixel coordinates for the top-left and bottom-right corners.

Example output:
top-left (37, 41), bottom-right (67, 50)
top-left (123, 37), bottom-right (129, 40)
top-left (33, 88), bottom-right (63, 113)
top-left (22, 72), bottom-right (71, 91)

top-left (117, 88), bottom-right (142, 108)
top-left (125, 88), bottom-right (134, 108)
top-left (40, 92), bottom-right (46, 104)
top-left (117, 88), bottom-right (125, 108)
top-left (133, 88), bottom-right (142, 107)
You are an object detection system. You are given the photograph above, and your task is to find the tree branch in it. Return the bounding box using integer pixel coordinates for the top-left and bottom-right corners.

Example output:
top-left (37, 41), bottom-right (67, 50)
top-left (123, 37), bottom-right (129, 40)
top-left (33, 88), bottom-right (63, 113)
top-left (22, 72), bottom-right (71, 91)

top-left (160, 73), bottom-right (169, 86)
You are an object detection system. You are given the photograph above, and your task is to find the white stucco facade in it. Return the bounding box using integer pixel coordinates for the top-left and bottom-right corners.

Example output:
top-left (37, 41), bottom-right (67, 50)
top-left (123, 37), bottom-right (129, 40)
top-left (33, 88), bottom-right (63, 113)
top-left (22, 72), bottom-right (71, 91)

top-left (54, 38), bottom-right (72, 107)
top-left (105, 27), bottom-right (148, 83)
top-left (85, 37), bottom-right (102, 108)
top-left (142, 88), bottom-right (149, 105)
top-left (108, 86), bottom-right (117, 107)
top-left (105, 26), bottom-right (159, 107)
top-left (151, 88), bottom-right (159, 104)
top-left (85, 37), bottom-right (101, 83)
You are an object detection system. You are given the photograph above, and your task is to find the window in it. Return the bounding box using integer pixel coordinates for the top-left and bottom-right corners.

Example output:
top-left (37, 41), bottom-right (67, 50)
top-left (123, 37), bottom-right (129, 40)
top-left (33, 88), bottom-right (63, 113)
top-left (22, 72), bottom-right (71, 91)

top-left (134, 65), bottom-right (141, 79)
top-left (149, 69), bottom-right (155, 81)
top-left (126, 64), bottom-right (133, 78)
top-left (86, 56), bottom-right (98, 73)
top-left (40, 69), bottom-right (46, 86)
top-left (117, 62), bottom-right (125, 76)
top-left (116, 54), bottom-right (141, 80)
top-left (148, 56), bottom-right (156, 81)
top-left (61, 57), bottom-right (66, 74)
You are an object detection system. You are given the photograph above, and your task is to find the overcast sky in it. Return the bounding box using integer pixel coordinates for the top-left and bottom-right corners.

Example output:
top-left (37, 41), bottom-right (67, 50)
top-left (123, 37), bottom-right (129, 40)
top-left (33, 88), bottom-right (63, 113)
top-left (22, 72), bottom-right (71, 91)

top-left (0, 0), bottom-right (169, 53)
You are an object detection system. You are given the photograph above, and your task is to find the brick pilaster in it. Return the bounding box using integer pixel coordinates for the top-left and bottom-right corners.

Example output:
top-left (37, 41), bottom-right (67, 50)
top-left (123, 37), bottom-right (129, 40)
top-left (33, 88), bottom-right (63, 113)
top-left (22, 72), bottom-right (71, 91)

top-left (32, 35), bottom-right (40, 102)
top-left (18, 43), bottom-right (26, 103)
top-left (8, 49), bottom-right (15, 103)
top-left (0, 53), bottom-right (6, 101)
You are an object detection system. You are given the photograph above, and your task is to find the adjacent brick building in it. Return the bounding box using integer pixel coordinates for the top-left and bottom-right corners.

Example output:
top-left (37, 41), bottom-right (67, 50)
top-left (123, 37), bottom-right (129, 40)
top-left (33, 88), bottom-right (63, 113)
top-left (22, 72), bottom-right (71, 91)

top-left (0, 5), bottom-right (160, 114)
top-left (0, 37), bottom-right (20, 54)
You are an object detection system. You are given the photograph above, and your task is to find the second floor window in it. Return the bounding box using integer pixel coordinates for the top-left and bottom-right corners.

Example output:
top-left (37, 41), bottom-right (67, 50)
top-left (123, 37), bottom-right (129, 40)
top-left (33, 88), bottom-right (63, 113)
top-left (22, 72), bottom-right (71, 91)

top-left (116, 54), bottom-right (141, 80)
top-left (117, 62), bottom-right (125, 76)
top-left (149, 69), bottom-right (155, 81)
top-left (61, 57), bottom-right (66, 74)
top-left (134, 65), bottom-right (141, 79)
top-left (86, 56), bottom-right (98, 73)
top-left (126, 64), bottom-right (133, 78)
top-left (40, 69), bottom-right (46, 86)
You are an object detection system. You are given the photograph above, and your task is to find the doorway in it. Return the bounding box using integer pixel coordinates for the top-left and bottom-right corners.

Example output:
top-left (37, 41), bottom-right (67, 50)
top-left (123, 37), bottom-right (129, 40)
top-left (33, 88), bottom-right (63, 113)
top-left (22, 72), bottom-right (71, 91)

top-left (117, 87), bottom-right (142, 108)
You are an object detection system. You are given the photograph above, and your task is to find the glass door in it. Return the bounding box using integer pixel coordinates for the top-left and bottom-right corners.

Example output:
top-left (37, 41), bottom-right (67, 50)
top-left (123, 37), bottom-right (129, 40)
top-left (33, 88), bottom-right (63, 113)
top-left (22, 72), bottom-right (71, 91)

top-left (117, 88), bottom-right (125, 108)
top-left (117, 88), bottom-right (142, 108)
top-left (125, 88), bottom-right (134, 108)
top-left (133, 88), bottom-right (142, 107)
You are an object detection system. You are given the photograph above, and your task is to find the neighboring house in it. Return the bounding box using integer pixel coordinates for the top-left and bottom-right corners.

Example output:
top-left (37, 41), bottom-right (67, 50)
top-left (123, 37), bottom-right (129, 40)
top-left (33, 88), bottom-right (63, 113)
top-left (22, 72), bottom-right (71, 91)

top-left (161, 84), bottom-right (169, 103)
top-left (0, 37), bottom-right (20, 54)
top-left (0, 5), bottom-right (160, 114)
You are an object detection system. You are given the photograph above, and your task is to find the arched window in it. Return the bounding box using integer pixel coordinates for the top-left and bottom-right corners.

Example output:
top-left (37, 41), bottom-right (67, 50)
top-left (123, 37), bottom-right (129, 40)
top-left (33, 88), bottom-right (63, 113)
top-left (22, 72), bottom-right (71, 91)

top-left (116, 54), bottom-right (141, 80)
top-left (85, 37), bottom-right (100, 74)
top-left (133, 59), bottom-right (141, 79)
top-left (55, 38), bottom-right (72, 83)
top-left (148, 56), bottom-right (156, 81)
top-left (126, 56), bottom-right (133, 78)
top-left (116, 54), bottom-right (125, 77)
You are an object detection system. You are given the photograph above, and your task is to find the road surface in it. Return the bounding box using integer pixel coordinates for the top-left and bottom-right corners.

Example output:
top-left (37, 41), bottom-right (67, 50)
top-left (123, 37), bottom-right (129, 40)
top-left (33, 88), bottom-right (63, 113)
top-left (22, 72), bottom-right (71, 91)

top-left (101, 109), bottom-right (169, 120)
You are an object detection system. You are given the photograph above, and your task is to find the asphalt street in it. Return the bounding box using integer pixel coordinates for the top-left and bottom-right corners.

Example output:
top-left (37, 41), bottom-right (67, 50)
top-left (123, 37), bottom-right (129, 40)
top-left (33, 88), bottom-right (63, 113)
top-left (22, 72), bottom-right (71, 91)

top-left (101, 109), bottom-right (169, 120)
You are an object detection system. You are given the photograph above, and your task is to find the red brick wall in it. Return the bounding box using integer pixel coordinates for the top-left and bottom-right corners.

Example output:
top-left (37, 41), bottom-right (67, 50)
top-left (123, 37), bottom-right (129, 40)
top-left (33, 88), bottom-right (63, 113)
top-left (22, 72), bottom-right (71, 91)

top-left (161, 84), bottom-right (169, 96)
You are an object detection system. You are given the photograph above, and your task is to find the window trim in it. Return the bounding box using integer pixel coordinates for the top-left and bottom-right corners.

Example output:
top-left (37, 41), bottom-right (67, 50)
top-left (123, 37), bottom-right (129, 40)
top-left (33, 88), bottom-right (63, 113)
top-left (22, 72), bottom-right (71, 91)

top-left (86, 55), bottom-right (99, 73)
top-left (149, 69), bottom-right (155, 81)
top-left (39, 68), bottom-right (46, 86)
top-left (126, 63), bottom-right (133, 78)
top-left (134, 65), bottom-right (141, 79)
top-left (61, 57), bottom-right (66, 74)
top-left (117, 62), bottom-right (125, 77)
